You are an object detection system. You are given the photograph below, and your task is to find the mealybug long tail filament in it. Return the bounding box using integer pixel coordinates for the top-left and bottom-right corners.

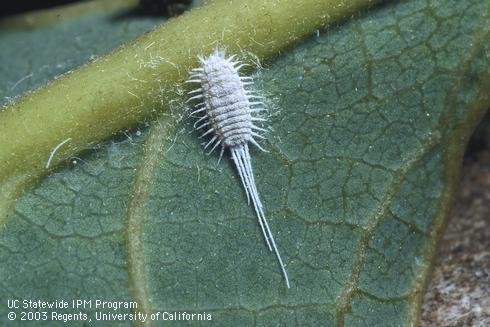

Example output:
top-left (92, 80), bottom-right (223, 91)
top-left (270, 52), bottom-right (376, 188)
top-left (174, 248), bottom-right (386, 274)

top-left (230, 144), bottom-right (290, 288)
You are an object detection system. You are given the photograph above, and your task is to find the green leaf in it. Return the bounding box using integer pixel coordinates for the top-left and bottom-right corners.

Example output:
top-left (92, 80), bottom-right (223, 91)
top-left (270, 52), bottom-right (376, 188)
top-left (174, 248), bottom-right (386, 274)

top-left (1, 0), bottom-right (489, 326)
top-left (0, 0), bottom-right (378, 207)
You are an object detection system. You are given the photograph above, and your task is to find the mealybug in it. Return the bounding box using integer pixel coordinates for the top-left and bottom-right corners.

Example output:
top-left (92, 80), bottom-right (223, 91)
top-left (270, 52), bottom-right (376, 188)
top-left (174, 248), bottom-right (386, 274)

top-left (186, 49), bottom-right (290, 288)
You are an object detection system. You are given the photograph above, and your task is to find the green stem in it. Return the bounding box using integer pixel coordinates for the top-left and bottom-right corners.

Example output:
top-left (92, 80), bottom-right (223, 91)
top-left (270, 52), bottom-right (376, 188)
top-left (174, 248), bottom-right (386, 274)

top-left (0, 0), bottom-right (382, 219)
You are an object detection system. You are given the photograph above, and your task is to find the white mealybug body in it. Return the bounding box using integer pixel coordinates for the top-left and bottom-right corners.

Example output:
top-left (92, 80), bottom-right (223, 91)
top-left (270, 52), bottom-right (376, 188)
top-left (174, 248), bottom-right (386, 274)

top-left (186, 49), bottom-right (290, 288)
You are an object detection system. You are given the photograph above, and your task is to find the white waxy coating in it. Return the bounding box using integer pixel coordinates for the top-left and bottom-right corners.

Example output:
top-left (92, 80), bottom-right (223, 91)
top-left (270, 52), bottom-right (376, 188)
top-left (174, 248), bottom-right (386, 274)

top-left (201, 53), bottom-right (252, 147)
top-left (186, 49), bottom-right (290, 289)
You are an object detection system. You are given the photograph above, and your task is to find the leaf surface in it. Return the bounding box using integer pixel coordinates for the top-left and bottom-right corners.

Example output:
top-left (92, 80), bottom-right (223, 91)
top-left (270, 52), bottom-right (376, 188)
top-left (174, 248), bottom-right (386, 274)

top-left (0, 0), bottom-right (489, 326)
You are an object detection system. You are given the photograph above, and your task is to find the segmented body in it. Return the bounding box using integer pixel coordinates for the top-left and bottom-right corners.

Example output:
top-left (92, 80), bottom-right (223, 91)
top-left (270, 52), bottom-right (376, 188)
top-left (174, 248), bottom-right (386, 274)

top-left (186, 49), bottom-right (290, 288)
